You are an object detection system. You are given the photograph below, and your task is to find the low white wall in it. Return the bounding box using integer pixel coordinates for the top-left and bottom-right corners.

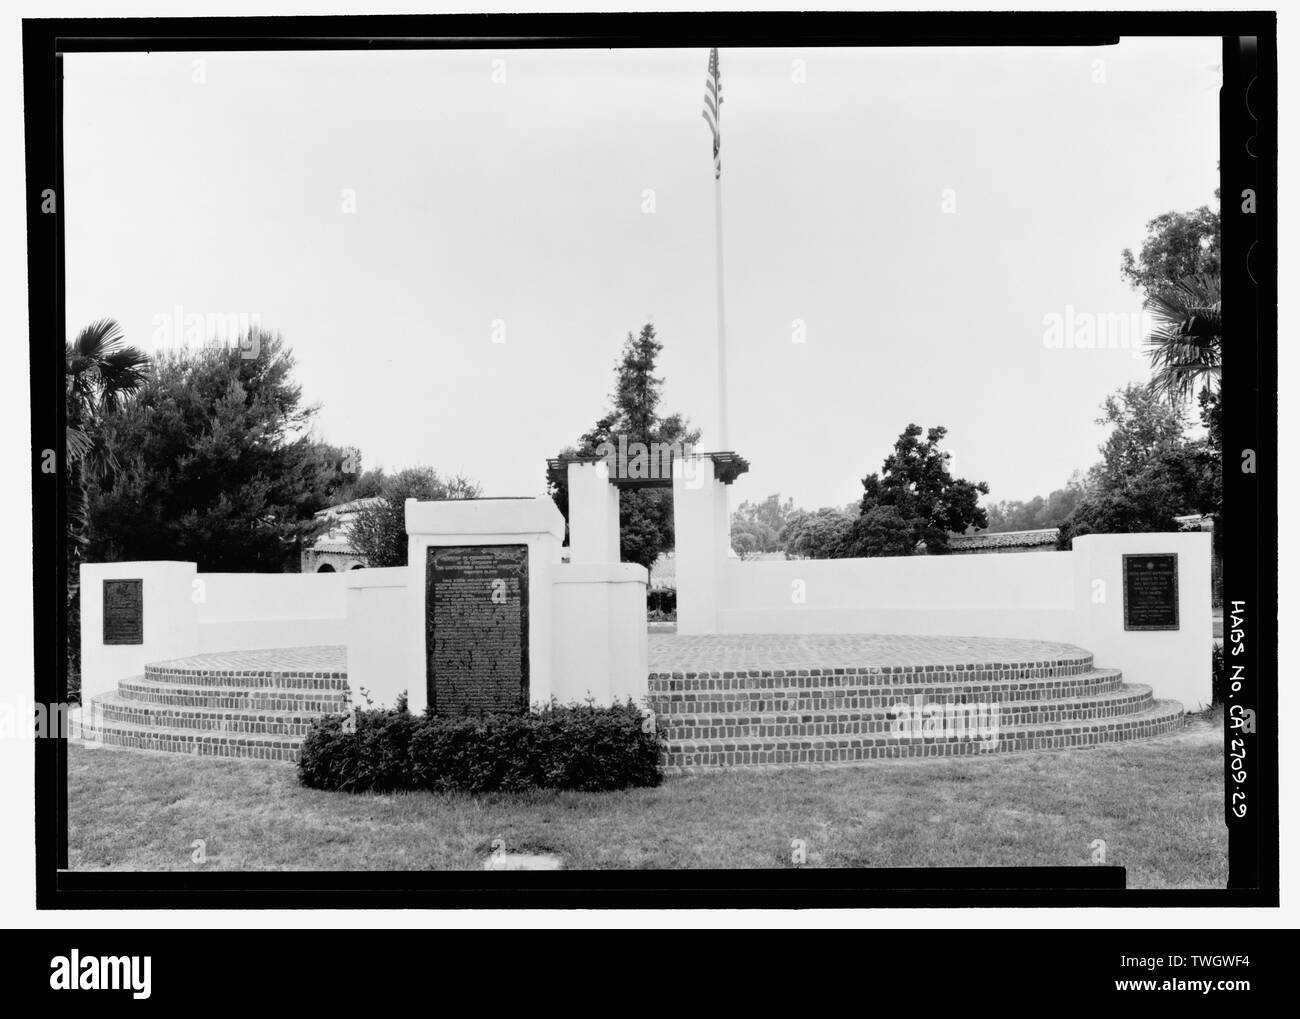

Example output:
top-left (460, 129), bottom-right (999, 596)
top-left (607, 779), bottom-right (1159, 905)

top-left (76, 550), bottom-right (649, 714)
top-left (192, 571), bottom-right (348, 654)
top-left (718, 551), bottom-right (1075, 640)
top-left (196, 572), bottom-right (347, 621)
top-left (80, 564), bottom-right (353, 702)
top-left (81, 531), bottom-right (1209, 717)
top-left (79, 561), bottom-right (198, 702)
top-left (705, 533), bottom-right (1212, 708)
top-left (551, 562), bottom-right (649, 706)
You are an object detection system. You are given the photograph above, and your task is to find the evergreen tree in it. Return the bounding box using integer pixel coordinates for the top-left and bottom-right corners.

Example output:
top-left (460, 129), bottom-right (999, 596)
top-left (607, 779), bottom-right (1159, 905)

top-left (87, 331), bottom-right (352, 572)
top-left (549, 323), bottom-right (700, 570)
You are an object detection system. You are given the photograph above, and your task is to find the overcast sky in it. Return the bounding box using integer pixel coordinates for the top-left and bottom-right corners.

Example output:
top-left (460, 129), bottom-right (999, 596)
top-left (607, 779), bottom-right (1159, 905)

top-left (63, 39), bottom-right (1220, 512)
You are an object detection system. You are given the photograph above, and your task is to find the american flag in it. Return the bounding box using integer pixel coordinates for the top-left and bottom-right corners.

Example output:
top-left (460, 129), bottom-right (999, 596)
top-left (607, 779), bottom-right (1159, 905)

top-left (701, 47), bottom-right (722, 179)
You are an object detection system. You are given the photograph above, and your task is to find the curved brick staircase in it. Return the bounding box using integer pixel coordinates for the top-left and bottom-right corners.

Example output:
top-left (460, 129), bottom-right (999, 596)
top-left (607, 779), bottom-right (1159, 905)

top-left (647, 634), bottom-right (1185, 770)
top-left (80, 646), bottom-right (348, 762)
top-left (79, 635), bottom-right (1184, 769)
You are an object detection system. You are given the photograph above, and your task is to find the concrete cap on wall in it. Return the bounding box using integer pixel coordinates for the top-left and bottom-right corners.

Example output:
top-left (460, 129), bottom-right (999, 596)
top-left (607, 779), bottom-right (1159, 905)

top-left (1072, 531), bottom-right (1211, 550)
top-left (404, 496), bottom-right (565, 541)
top-left (341, 566), bottom-right (410, 589)
top-left (551, 562), bottom-right (649, 585)
top-left (80, 561), bottom-right (197, 569)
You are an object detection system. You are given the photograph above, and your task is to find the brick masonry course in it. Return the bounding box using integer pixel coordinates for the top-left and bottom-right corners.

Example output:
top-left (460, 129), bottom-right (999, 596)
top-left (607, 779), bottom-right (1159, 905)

top-left (80, 635), bottom-right (1184, 768)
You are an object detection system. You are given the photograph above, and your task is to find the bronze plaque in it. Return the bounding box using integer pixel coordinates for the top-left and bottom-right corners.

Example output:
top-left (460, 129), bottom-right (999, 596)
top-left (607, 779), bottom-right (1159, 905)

top-left (102, 578), bottom-right (144, 645)
top-left (426, 545), bottom-right (529, 715)
top-left (1122, 554), bottom-right (1179, 631)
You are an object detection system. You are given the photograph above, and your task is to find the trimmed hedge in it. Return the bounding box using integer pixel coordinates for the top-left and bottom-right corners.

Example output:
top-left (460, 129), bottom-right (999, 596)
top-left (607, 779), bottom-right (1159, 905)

top-left (298, 700), bottom-right (663, 794)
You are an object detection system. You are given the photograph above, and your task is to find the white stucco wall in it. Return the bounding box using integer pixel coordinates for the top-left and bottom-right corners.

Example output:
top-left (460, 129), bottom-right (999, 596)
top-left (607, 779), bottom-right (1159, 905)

top-left (193, 572), bottom-right (348, 653)
top-left (690, 533), bottom-right (1211, 707)
top-left (551, 562), bottom-right (649, 705)
top-left (673, 458), bottom-right (724, 634)
top-left (342, 567), bottom-right (409, 709)
top-left (1069, 531), bottom-right (1212, 710)
top-left (716, 551), bottom-right (1076, 640)
top-left (79, 561), bottom-right (198, 702)
top-left (79, 524), bottom-right (1210, 717)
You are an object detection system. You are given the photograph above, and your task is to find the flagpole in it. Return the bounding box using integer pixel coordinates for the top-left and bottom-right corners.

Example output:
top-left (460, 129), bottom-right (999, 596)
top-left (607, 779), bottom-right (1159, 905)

top-left (714, 145), bottom-right (729, 452)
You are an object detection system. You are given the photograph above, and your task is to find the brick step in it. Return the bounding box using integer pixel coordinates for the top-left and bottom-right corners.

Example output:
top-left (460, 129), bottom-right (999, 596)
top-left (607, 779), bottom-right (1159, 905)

top-left (143, 663), bottom-right (348, 692)
top-left (649, 667), bottom-right (1124, 716)
top-left (659, 684), bottom-right (1154, 741)
top-left (664, 700), bottom-right (1185, 769)
top-left (648, 653), bottom-right (1095, 696)
top-left (78, 717), bottom-right (304, 762)
top-left (91, 692), bottom-right (326, 737)
top-left (118, 676), bottom-right (349, 713)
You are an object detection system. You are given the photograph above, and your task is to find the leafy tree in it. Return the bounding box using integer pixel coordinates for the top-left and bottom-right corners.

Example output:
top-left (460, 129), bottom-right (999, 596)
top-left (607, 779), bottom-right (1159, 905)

top-left (849, 505), bottom-right (916, 558)
top-left (1121, 192), bottom-right (1222, 408)
top-left (1093, 384), bottom-right (1190, 486)
top-left (982, 478), bottom-right (1085, 533)
top-left (347, 467), bottom-right (481, 567)
top-left (1120, 202), bottom-right (1221, 296)
top-left (842, 424), bottom-right (989, 556)
top-left (548, 323), bottom-right (700, 570)
top-left (1120, 187), bottom-right (1223, 582)
top-left (780, 506), bottom-right (856, 560)
top-left (86, 331), bottom-right (351, 572)
top-left (1057, 384), bottom-right (1217, 549)
top-left (732, 493), bottom-right (795, 554)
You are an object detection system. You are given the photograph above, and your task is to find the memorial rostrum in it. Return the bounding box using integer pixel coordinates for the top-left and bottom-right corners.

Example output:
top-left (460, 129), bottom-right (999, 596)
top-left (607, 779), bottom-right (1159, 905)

top-left (1122, 553), bottom-right (1180, 631)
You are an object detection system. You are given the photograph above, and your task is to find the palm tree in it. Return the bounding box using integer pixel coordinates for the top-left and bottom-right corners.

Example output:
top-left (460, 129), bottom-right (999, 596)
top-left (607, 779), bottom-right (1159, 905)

top-left (64, 319), bottom-right (150, 701)
top-left (65, 318), bottom-right (151, 547)
top-left (1142, 273), bottom-right (1221, 404)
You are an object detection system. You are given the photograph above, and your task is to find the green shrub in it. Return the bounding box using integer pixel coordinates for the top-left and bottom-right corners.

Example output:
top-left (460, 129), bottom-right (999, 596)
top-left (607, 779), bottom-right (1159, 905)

top-left (298, 699), bottom-right (663, 794)
top-left (297, 707), bottom-right (420, 793)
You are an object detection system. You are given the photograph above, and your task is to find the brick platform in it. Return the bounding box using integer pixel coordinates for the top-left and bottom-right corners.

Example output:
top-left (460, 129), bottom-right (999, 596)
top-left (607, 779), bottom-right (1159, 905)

top-left (80, 635), bottom-right (1184, 769)
top-left (80, 646), bottom-right (348, 763)
top-left (647, 633), bottom-right (1184, 771)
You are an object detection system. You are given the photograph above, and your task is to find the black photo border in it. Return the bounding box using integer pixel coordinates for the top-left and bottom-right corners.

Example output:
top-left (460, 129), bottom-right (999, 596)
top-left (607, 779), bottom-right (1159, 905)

top-left (25, 10), bottom-right (1278, 910)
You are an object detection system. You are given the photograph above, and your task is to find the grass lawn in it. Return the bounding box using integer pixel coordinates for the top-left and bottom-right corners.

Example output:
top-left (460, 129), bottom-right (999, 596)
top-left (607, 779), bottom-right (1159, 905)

top-left (67, 713), bottom-right (1227, 887)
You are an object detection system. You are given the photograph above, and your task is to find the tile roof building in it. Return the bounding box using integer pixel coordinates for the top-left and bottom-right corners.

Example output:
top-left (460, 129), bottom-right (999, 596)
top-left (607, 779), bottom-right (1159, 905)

top-left (299, 497), bottom-right (383, 573)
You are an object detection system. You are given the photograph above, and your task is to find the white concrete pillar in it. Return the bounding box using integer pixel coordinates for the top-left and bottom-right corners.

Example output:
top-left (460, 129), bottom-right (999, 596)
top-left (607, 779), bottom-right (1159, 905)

top-left (405, 497), bottom-right (564, 714)
top-left (673, 455), bottom-right (723, 634)
top-left (550, 561), bottom-right (648, 705)
top-left (1069, 531), bottom-right (1212, 710)
top-left (566, 460), bottom-right (620, 564)
top-left (79, 561), bottom-right (199, 703)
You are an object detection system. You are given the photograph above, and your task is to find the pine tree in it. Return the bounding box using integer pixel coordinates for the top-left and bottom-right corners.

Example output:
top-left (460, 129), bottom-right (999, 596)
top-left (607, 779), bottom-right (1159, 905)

top-left (86, 331), bottom-right (354, 572)
top-left (549, 323), bottom-right (701, 570)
